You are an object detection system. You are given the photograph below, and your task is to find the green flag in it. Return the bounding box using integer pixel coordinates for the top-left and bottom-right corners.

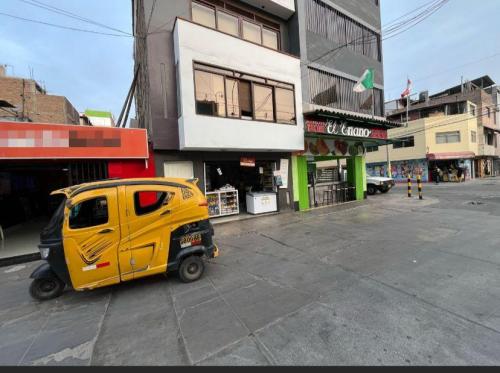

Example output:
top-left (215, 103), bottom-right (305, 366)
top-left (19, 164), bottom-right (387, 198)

top-left (353, 68), bottom-right (374, 93)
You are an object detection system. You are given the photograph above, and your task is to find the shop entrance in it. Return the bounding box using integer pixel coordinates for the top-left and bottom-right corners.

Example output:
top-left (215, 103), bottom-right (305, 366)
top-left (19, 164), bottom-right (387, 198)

top-left (204, 160), bottom-right (278, 218)
top-left (306, 157), bottom-right (358, 208)
top-left (0, 160), bottom-right (108, 259)
top-left (428, 159), bottom-right (472, 182)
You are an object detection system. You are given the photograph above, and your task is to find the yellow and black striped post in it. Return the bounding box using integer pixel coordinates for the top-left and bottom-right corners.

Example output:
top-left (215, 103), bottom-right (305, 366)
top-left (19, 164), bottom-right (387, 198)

top-left (417, 174), bottom-right (423, 200)
top-left (407, 176), bottom-right (412, 198)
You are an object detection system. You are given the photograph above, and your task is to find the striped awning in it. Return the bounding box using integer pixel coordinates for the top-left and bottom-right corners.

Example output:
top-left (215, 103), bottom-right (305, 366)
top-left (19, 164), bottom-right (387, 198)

top-left (427, 152), bottom-right (475, 160)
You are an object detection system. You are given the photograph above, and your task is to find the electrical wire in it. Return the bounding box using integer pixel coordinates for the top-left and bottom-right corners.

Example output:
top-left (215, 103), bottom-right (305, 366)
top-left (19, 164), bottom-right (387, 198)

top-left (18, 0), bottom-right (132, 36)
top-left (385, 51), bottom-right (500, 93)
top-left (0, 12), bottom-right (132, 37)
top-left (389, 103), bottom-right (500, 140)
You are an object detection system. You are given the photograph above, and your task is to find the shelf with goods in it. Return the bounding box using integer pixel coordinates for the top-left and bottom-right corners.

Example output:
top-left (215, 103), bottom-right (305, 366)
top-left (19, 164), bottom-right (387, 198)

top-left (262, 164), bottom-right (275, 190)
top-left (206, 193), bottom-right (220, 217)
top-left (205, 189), bottom-right (239, 217)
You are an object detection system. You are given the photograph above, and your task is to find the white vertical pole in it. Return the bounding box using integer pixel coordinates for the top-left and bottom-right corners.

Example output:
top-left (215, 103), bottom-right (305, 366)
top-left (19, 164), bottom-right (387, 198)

top-left (406, 95), bottom-right (410, 128)
top-left (406, 76), bottom-right (410, 128)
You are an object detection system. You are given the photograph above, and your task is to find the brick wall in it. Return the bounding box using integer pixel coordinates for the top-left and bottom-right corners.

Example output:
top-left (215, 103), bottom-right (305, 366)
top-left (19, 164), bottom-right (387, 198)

top-left (0, 76), bottom-right (79, 124)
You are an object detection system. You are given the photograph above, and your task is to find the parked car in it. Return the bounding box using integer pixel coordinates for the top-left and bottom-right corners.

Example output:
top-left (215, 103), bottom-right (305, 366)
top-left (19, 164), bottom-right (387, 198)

top-left (367, 176), bottom-right (395, 195)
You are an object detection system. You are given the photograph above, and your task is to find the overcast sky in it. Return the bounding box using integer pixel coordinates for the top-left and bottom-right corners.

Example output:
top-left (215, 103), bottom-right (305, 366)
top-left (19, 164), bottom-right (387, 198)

top-left (0, 0), bottom-right (499, 119)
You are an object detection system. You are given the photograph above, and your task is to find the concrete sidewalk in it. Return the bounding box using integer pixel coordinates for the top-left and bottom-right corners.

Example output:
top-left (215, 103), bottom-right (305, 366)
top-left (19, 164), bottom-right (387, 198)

top-left (1, 178), bottom-right (500, 365)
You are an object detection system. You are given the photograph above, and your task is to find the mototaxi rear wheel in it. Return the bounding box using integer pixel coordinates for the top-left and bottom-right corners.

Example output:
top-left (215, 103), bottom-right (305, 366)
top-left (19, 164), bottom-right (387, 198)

top-left (178, 256), bottom-right (205, 283)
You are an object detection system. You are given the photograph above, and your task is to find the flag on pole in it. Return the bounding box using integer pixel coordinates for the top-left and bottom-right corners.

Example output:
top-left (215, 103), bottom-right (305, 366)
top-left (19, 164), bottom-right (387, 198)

top-left (401, 78), bottom-right (412, 98)
top-left (353, 68), bottom-right (374, 93)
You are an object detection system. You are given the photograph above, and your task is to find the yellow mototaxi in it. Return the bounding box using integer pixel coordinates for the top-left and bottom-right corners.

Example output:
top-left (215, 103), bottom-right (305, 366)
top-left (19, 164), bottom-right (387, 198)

top-left (29, 178), bottom-right (218, 300)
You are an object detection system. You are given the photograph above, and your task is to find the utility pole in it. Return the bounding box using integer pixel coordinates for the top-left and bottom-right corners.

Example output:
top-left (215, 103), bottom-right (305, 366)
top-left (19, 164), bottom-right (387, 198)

top-left (406, 76), bottom-right (410, 128)
top-left (385, 140), bottom-right (392, 178)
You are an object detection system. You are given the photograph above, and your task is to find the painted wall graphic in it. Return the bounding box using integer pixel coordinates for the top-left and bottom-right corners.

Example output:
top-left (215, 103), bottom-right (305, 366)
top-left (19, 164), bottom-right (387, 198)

top-left (297, 137), bottom-right (367, 158)
top-left (457, 159), bottom-right (472, 181)
top-left (367, 159), bottom-right (429, 182)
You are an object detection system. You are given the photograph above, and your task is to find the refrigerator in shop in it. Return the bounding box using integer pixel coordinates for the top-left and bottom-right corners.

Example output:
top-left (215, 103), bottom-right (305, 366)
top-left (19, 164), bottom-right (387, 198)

top-left (246, 192), bottom-right (278, 215)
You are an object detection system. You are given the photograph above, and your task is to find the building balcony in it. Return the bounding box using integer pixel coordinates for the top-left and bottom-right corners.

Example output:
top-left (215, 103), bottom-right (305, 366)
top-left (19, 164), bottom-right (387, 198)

top-left (173, 18), bottom-right (304, 152)
top-left (478, 144), bottom-right (497, 157)
top-left (240, 0), bottom-right (295, 19)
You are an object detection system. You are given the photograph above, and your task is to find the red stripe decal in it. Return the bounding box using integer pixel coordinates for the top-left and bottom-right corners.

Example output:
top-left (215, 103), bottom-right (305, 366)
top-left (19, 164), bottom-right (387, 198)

top-left (96, 262), bottom-right (110, 269)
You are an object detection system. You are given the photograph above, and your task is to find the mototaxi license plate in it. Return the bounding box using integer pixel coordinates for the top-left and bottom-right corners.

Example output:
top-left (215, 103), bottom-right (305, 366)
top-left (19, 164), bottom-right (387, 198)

top-left (180, 233), bottom-right (202, 248)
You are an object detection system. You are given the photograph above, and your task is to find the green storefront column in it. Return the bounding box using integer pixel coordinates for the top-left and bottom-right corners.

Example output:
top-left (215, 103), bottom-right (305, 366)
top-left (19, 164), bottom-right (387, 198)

top-left (291, 155), bottom-right (309, 211)
top-left (347, 156), bottom-right (366, 201)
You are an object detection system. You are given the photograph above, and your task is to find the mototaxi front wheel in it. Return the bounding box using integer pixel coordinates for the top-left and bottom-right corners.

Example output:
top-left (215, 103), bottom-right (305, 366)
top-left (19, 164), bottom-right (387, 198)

top-left (29, 277), bottom-right (65, 301)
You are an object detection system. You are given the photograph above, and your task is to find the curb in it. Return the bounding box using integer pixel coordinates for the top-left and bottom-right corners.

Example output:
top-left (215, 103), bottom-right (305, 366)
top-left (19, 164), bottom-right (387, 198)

top-left (0, 252), bottom-right (41, 268)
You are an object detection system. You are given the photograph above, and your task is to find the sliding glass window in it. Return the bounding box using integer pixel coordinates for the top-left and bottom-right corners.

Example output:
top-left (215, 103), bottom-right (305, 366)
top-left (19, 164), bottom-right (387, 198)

top-left (191, 1), bottom-right (281, 51)
top-left (253, 84), bottom-right (274, 122)
top-left (218, 11), bottom-right (239, 36)
top-left (193, 63), bottom-right (296, 125)
top-left (225, 78), bottom-right (240, 118)
top-left (194, 70), bottom-right (226, 117)
top-left (242, 20), bottom-right (262, 44)
top-left (275, 88), bottom-right (295, 124)
top-left (262, 28), bottom-right (279, 50)
top-left (192, 1), bottom-right (216, 28)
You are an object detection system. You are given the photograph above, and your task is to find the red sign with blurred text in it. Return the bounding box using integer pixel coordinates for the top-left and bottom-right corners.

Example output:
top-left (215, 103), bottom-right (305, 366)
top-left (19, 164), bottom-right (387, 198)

top-left (0, 122), bottom-right (148, 159)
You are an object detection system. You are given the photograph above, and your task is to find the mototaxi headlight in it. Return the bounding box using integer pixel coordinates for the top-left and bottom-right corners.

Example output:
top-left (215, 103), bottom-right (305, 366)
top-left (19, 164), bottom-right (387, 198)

top-left (39, 248), bottom-right (50, 259)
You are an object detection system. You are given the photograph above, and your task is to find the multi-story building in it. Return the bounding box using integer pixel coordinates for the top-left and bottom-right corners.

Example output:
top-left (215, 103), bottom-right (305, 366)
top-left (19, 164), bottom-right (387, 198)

top-left (132, 0), bottom-right (397, 216)
top-left (485, 84), bottom-right (500, 175)
top-left (133, 0), bottom-right (303, 218)
top-left (381, 76), bottom-right (500, 180)
top-left (0, 66), bottom-right (80, 125)
top-left (366, 111), bottom-right (479, 182)
top-left (289, 0), bottom-right (398, 209)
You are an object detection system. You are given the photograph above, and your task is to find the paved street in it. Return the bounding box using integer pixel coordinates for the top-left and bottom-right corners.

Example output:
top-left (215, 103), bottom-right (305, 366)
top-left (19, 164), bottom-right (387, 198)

top-left (1, 178), bottom-right (500, 366)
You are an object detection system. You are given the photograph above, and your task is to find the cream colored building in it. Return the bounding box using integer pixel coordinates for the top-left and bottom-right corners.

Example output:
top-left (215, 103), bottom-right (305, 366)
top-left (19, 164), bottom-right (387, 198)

top-left (366, 108), bottom-right (479, 182)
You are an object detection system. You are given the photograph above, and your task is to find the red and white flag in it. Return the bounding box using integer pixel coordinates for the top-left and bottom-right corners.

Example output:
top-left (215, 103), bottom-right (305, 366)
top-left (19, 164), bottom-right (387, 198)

top-left (401, 78), bottom-right (412, 98)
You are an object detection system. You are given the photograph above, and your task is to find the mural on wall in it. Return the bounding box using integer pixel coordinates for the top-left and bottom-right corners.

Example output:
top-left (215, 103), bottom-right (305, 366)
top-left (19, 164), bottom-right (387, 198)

top-left (297, 137), bottom-right (367, 158)
top-left (367, 159), bottom-right (429, 182)
top-left (457, 159), bottom-right (472, 180)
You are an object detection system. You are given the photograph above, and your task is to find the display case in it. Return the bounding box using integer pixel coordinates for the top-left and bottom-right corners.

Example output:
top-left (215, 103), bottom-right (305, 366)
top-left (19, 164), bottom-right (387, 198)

top-left (206, 190), bottom-right (239, 218)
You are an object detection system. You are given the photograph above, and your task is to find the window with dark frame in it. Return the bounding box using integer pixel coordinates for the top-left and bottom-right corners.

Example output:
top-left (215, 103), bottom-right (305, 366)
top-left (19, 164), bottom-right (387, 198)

top-left (194, 70), bottom-right (226, 117)
top-left (192, 1), bottom-right (216, 28)
top-left (436, 131), bottom-right (460, 144)
top-left (238, 80), bottom-right (253, 118)
top-left (69, 197), bottom-right (109, 229)
top-left (193, 62), bottom-right (296, 125)
top-left (366, 145), bottom-right (379, 152)
top-left (253, 84), bottom-right (274, 121)
top-left (191, 0), bottom-right (280, 51)
top-left (134, 191), bottom-right (173, 216)
top-left (392, 136), bottom-right (415, 149)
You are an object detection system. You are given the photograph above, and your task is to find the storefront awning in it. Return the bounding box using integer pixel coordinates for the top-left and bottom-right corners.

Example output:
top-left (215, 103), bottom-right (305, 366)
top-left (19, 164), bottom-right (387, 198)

top-left (427, 151), bottom-right (475, 160)
top-left (304, 108), bottom-right (403, 129)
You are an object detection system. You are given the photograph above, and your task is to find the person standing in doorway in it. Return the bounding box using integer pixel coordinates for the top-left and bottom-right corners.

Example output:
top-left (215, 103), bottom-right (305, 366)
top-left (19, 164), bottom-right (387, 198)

top-left (433, 165), bottom-right (441, 184)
